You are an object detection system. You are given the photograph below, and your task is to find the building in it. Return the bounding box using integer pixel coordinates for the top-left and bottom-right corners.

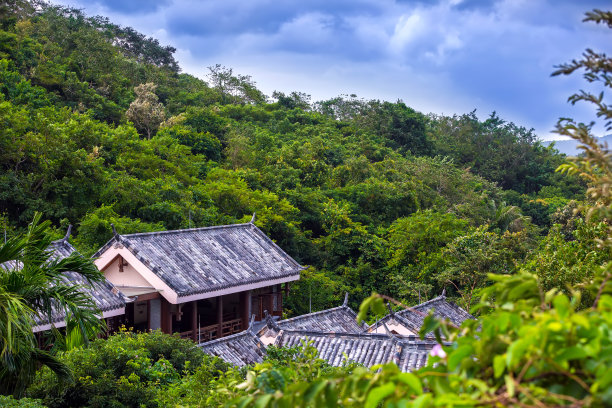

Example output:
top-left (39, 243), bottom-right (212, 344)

top-left (94, 218), bottom-right (305, 341)
top-left (197, 293), bottom-right (471, 372)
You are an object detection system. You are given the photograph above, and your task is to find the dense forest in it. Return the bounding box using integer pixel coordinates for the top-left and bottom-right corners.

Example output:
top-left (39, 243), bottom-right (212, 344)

top-left (0, 0), bottom-right (598, 319)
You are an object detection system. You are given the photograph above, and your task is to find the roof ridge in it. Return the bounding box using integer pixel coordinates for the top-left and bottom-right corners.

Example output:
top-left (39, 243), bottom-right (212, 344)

top-left (412, 295), bottom-right (446, 310)
top-left (278, 329), bottom-right (399, 340)
top-left (119, 222), bottom-right (252, 238)
top-left (277, 305), bottom-right (346, 323)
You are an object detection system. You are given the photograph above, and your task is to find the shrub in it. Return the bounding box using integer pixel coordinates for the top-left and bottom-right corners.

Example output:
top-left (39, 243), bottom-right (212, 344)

top-left (0, 396), bottom-right (46, 407)
top-left (27, 329), bottom-right (229, 408)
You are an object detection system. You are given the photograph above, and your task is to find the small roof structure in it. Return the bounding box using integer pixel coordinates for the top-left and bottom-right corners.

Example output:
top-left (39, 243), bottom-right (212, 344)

top-left (199, 317), bottom-right (266, 367)
top-left (368, 293), bottom-right (474, 335)
top-left (94, 220), bottom-right (305, 304)
top-left (273, 330), bottom-right (436, 372)
top-left (0, 228), bottom-right (127, 332)
top-left (412, 293), bottom-right (474, 326)
top-left (258, 293), bottom-right (366, 342)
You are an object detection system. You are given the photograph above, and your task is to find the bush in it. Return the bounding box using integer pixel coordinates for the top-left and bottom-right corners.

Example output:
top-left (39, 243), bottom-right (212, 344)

top-left (0, 396), bottom-right (46, 407)
top-left (27, 329), bottom-right (229, 408)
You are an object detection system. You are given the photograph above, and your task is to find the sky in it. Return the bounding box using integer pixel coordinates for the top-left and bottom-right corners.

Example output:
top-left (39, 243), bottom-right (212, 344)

top-left (51, 0), bottom-right (611, 141)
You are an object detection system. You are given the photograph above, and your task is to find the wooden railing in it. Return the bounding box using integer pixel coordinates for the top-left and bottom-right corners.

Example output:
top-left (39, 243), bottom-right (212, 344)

top-left (179, 318), bottom-right (243, 342)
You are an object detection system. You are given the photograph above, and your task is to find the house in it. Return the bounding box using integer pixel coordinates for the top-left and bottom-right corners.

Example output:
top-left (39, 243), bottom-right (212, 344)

top-left (367, 292), bottom-right (474, 336)
top-left (94, 217), bottom-right (305, 341)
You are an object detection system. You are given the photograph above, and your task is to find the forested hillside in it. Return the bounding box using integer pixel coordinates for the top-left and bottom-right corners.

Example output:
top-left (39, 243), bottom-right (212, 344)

top-left (0, 1), bottom-right (591, 314)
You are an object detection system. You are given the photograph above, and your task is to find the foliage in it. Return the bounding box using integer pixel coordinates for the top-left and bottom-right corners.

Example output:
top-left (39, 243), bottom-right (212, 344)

top-left (0, 0), bottom-right (586, 317)
top-left (27, 329), bottom-right (229, 408)
top-left (0, 213), bottom-right (104, 397)
top-left (126, 83), bottom-right (165, 139)
top-left (0, 395), bottom-right (46, 407)
top-left (236, 8), bottom-right (612, 408)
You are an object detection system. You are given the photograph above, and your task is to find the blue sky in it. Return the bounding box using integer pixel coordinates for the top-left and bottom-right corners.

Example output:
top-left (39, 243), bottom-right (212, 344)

top-left (52, 0), bottom-right (611, 140)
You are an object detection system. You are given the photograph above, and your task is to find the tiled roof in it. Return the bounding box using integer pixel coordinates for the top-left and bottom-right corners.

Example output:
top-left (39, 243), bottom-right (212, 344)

top-left (368, 294), bottom-right (474, 334)
top-left (199, 327), bottom-right (266, 367)
top-left (411, 295), bottom-right (474, 327)
top-left (258, 294), bottom-right (366, 338)
top-left (34, 239), bottom-right (126, 327)
top-left (274, 330), bottom-right (436, 372)
top-left (95, 221), bottom-right (304, 298)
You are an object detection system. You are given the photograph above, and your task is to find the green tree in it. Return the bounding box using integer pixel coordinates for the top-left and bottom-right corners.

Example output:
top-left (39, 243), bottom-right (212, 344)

top-left (126, 82), bottom-right (165, 139)
top-left (0, 213), bottom-right (104, 396)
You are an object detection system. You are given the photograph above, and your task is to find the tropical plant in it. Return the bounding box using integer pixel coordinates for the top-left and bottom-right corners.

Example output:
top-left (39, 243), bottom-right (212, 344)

top-left (0, 213), bottom-right (104, 396)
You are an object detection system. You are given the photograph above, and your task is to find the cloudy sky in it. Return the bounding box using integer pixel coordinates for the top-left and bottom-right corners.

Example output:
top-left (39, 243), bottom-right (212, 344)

top-left (51, 0), bottom-right (610, 140)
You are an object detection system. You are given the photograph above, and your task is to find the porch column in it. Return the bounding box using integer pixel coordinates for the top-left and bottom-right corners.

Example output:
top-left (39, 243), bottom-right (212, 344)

top-left (217, 296), bottom-right (223, 338)
top-left (191, 300), bottom-right (198, 342)
top-left (161, 298), bottom-right (172, 334)
top-left (240, 291), bottom-right (251, 330)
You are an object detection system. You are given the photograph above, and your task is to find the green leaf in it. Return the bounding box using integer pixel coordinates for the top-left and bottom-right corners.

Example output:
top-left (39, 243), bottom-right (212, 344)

top-left (448, 345), bottom-right (473, 371)
top-left (365, 382), bottom-right (396, 408)
top-left (419, 314), bottom-right (440, 339)
top-left (555, 346), bottom-right (587, 363)
top-left (504, 375), bottom-right (515, 398)
top-left (493, 354), bottom-right (506, 379)
top-left (410, 393), bottom-right (432, 408)
top-left (553, 295), bottom-right (570, 319)
top-left (324, 382), bottom-right (338, 408)
top-left (357, 296), bottom-right (373, 324)
top-left (396, 373), bottom-right (423, 395)
top-left (303, 380), bottom-right (327, 403)
top-left (254, 394), bottom-right (273, 408)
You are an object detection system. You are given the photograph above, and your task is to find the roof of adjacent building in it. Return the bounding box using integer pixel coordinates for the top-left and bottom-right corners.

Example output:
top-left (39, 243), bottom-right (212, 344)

top-left (411, 294), bottom-right (474, 327)
top-left (199, 326), bottom-right (266, 367)
top-left (50, 239), bottom-right (125, 309)
top-left (273, 330), bottom-right (436, 372)
top-left (258, 294), bottom-right (367, 338)
top-left (95, 221), bottom-right (305, 298)
top-left (368, 294), bottom-right (474, 334)
top-left (37, 239), bottom-right (126, 326)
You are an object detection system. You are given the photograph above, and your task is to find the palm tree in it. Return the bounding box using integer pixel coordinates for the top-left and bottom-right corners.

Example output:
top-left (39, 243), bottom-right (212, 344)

top-left (0, 213), bottom-right (104, 396)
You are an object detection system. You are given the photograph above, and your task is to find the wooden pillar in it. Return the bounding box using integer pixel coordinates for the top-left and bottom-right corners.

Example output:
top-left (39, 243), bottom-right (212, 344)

top-left (147, 300), bottom-right (151, 331)
top-left (217, 296), bottom-right (223, 338)
top-left (161, 298), bottom-right (172, 334)
top-left (239, 291), bottom-right (251, 330)
top-left (191, 300), bottom-right (198, 342)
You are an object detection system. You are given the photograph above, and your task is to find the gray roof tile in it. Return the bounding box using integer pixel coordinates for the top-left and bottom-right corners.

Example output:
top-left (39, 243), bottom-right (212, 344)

top-left (258, 299), bottom-right (366, 338)
top-left (274, 330), bottom-right (436, 372)
top-left (35, 239), bottom-right (125, 326)
top-left (95, 222), bottom-right (304, 298)
top-left (368, 295), bottom-right (474, 334)
top-left (198, 329), bottom-right (266, 367)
